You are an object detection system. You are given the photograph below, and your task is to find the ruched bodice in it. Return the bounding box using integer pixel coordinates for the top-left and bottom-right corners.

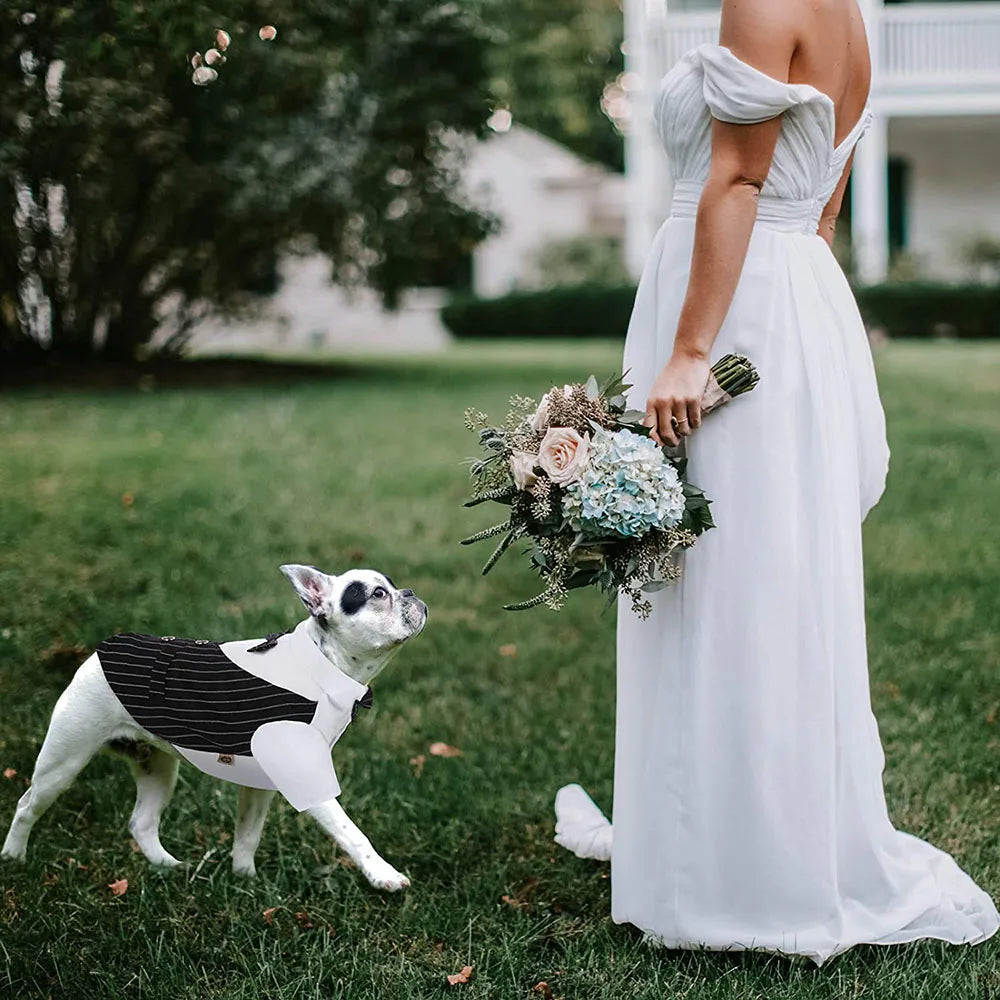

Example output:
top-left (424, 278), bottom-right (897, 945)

top-left (656, 44), bottom-right (873, 233)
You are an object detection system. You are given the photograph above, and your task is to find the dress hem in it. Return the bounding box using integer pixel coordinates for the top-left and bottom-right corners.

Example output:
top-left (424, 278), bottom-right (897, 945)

top-left (613, 915), bottom-right (1000, 967)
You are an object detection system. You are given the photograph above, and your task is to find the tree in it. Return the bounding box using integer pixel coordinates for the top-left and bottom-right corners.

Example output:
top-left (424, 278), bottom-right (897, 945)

top-left (485, 0), bottom-right (624, 171)
top-left (0, 1), bottom-right (494, 362)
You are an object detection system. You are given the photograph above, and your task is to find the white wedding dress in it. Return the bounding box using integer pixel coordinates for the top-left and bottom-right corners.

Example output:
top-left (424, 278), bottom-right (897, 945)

top-left (555, 44), bottom-right (1000, 964)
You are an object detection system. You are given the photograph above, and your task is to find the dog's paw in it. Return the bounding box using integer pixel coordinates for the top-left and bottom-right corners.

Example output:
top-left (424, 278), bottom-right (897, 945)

top-left (150, 853), bottom-right (182, 870)
top-left (363, 858), bottom-right (410, 893)
top-left (1, 845), bottom-right (27, 863)
top-left (231, 857), bottom-right (257, 878)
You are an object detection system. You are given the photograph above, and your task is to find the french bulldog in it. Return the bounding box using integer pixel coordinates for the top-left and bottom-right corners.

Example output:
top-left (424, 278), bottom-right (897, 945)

top-left (2, 565), bottom-right (427, 892)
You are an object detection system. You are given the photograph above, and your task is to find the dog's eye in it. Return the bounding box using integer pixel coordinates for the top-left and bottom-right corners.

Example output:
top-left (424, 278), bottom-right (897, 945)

top-left (371, 586), bottom-right (388, 600)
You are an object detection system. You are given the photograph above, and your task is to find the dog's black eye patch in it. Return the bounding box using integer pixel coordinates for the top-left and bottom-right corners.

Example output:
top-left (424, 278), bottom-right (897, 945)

top-left (340, 580), bottom-right (368, 615)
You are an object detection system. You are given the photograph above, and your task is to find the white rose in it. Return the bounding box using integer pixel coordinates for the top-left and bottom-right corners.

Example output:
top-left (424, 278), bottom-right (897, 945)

top-left (530, 384), bottom-right (575, 432)
top-left (509, 450), bottom-right (539, 490)
top-left (537, 427), bottom-right (590, 485)
top-left (530, 392), bottom-right (553, 432)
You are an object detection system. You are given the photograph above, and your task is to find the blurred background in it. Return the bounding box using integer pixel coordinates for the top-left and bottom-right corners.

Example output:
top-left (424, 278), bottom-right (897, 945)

top-left (5, 0), bottom-right (997, 368)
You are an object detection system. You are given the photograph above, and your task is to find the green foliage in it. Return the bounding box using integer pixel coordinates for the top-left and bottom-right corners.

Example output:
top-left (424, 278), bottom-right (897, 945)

top-left (442, 283), bottom-right (636, 339)
top-left (960, 233), bottom-right (1000, 283)
top-left (1, 341), bottom-right (1000, 996)
top-left (855, 282), bottom-right (1000, 339)
top-left (443, 281), bottom-right (1000, 342)
top-left (530, 234), bottom-right (630, 289)
top-left (484, 0), bottom-right (625, 170)
top-left (0, 1), bottom-right (494, 362)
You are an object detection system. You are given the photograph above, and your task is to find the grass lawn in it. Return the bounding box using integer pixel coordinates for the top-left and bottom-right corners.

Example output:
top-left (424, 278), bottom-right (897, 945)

top-left (1, 339), bottom-right (998, 999)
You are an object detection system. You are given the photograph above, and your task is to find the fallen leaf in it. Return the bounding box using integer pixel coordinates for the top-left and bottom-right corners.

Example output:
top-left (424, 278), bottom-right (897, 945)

top-left (987, 704), bottom-right (997, 726)
top-left (533, 983), bottom-right (554, 999)
top-left (294, 911), bottom-right (313, 930)
top-left (346, 547), bottom-right (366, 561)
top-left (498, 643), bottom-right (518, 657)
top-left (2, 768), bottom-right (16, 779)
top-left (502, 876), bottom-right (538, 908)
top-left (429, 742), bottom-right (462, 758)
top-left (42, 873), bottom-right (59, 887)
top-left (446, 965), bottom-right (474, 986)
top-left (409, 754), bottom-right (427, 778)
top-left (262, 906), bottom-right (279, 925)
top-left (121, 491), bottom-right (134, 507)
top-left (107, 878), bottom-right (128, 897)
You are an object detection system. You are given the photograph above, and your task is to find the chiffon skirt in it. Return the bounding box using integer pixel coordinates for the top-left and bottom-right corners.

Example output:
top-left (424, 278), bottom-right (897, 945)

top-left (610, 216), bottom-right (999, 964)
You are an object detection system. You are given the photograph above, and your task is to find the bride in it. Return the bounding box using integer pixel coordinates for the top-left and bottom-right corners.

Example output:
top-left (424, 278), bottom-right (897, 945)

top-left (555, 0), bottom-right (1000, 963)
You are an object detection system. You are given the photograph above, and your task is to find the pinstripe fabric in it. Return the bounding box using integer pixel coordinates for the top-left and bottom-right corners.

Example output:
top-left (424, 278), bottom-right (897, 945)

top-left (98, 633), bottom-right (319, 756)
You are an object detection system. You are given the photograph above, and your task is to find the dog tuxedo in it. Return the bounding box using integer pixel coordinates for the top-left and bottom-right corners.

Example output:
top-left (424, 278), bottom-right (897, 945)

top-left (97, 620), bottom-right (372, 811)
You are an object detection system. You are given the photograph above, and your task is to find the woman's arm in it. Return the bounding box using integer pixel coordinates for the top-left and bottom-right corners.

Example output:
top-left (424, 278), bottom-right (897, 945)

top-left (818, 149), bottom-right (855, 250)
top-left (646, 0), bottom-right (798, 446)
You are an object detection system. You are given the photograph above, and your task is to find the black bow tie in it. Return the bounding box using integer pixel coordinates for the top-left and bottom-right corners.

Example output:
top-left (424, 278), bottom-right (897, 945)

top-left (247, 631), bottom-right (291, 653)
top-left (351, 687), bottom-right (374, 721)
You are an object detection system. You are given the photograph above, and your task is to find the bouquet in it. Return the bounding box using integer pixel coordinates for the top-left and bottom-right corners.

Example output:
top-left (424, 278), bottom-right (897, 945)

top-left (462, 356), bottom-right (759, 616)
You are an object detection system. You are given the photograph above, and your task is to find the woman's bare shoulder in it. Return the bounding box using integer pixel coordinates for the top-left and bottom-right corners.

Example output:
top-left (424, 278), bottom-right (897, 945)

top-left (718, 0), bottom-right (801, 83)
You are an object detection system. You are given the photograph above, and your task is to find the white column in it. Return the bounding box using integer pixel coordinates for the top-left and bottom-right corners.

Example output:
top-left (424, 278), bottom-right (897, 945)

top-left (852, 110), bottom-right (889, 285)
top-left (852, 0), bottom-right (888, 285)
top-left (624, 0), bottom-right (670, 280)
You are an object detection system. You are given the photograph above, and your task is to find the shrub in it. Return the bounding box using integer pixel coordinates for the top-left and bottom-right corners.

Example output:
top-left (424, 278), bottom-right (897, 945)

top-left (855, 282), bottom-right (1000, 339)
top-left (529, 235), bottom-right (631, 289)
top-left (442, 281), bottom-right (1000, 341)
top-left (1, 2), bottom-right (493, 363)
top-left (441, 284), bottom-right (636, 339)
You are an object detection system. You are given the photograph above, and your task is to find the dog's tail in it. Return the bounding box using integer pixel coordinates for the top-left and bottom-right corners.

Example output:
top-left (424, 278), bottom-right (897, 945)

top-left (554, 784), bottom-right (612, 861)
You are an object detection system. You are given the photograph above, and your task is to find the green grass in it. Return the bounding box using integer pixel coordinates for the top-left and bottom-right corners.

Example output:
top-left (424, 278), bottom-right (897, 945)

top-left (1, 340), bottom-right (999, 999)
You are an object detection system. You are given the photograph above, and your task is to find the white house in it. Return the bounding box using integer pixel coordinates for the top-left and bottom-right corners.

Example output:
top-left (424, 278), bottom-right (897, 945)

top-left (622, 0), bottom-right (1000, 283)
top-left (464, 124), bottom-right (626, 296)
top-left (189, 125), bottom-right (626, 356)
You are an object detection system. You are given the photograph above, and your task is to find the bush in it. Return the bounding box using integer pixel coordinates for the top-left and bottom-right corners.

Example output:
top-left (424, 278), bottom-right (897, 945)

top-left (529, 235), bottom-right (631, 289)
top-left (855, 282), bottom-right (1000, 339)
top-left (441, 284), bottom-right (636, 339)
top-left (1, 2), bottom-right (492, 363)
top-left (442, 281), bottom-right (1000, 341)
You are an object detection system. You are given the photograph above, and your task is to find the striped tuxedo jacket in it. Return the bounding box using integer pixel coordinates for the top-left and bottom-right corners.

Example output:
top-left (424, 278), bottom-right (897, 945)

top-left (96, 622), bottom-right (372, 810)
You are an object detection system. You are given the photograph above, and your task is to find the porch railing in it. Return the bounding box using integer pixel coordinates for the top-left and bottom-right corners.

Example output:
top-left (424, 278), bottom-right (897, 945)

top-left (649, 3), bottom-right (1000, 93)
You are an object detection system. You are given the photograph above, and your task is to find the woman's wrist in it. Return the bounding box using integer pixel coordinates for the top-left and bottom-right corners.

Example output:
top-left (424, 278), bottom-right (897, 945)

top-left (670, 342), bottom-right (711, 364)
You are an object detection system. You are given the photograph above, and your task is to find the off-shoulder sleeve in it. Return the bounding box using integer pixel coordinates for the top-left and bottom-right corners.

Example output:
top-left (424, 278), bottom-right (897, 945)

top-left (698, 44), bottom-right (824, 125)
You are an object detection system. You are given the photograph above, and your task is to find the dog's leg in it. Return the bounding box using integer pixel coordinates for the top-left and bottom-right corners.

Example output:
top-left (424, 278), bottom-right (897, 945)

top-left (122, 745), bottom-right (181, 869)
top-left (2, 668), bottom-right (112, 861)
top-left (231, 788), bottom-right (274, 877)
top-left (306, 798), bottom-right (409, 892)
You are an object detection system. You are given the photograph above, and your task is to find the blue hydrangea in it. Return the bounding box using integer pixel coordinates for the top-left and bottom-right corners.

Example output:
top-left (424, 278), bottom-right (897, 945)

top-left (563, 428), bottom-right (685, 538)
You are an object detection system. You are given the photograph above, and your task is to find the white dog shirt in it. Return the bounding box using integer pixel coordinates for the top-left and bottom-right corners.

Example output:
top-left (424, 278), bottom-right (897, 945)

top-left (97, 621), bottom-right (371, 810)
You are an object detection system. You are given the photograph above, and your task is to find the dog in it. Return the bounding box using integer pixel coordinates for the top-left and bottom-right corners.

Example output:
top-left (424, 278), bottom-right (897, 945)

top-left (1, 565), bottom-right (427, 892)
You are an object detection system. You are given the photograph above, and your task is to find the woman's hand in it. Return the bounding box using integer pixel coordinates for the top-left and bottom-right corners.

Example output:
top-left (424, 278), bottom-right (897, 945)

top-left (645, 351), bottom-right (712, 447)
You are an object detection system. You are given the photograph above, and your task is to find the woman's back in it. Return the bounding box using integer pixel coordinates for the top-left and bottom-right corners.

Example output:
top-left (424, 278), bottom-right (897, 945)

top-left (786, 0), bottom-right (871, 147)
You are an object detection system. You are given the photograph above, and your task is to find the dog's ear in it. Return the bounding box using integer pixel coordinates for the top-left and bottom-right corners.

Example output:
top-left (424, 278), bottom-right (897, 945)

top-left (280, 564), bottom-right (334, 617)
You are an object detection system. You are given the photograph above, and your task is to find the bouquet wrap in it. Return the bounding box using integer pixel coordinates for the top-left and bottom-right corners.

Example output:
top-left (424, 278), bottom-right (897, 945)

top-left (699, 372), bottom-right (732, 414)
